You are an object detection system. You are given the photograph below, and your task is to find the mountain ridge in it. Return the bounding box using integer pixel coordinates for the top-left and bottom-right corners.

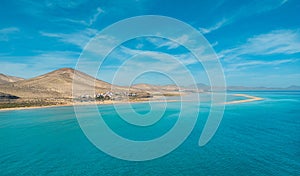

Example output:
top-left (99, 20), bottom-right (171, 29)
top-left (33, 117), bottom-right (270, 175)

top-left (0, 68), bottom-right (179, 100)
top-left (0, 73), bottom-right (24, 84)
top-left (0, 68), bottom-right (116, 99)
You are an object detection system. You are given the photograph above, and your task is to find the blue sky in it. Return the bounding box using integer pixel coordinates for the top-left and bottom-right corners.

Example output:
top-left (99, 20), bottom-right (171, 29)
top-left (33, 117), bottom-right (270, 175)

top-left (0, 0), bottom-right (299, 87)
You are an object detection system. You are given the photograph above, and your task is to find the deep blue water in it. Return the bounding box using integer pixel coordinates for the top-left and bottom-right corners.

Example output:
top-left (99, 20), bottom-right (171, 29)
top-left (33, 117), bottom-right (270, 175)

top-left (0, 92), bottom-right (299, 175)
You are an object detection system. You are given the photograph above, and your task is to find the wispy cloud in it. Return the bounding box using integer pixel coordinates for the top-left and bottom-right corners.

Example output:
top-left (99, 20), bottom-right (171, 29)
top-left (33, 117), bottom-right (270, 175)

top-left (0, 27), bottom-right (20, 41)
top-left (225, 58), bottom-right (298, 72)
top-left (144, 36), bottom-right (217, 62)
top-left (102, 48), bottom-right (197, 86)
top-left (199, 0), bottom-right (288, 34)
top-left (0, 27), bottom-right (19, 34)
top-left (146, 35), bottom-right (190, 50)
top-left (17, 0), bottom-right (88, 18)
top-left (251, 0), bottom-right (288, 14)
top-left (45, 0), bottom-right (87, 9)
top-left (219, 28), bottom-right (300, 75)
top-left (116, 46), bottom-right (198, 66)
top-left (18, 1), bottom-right (104, 27)
top-left (40, 28), bottom-right (99, 48)
top-left (59, 7), bottom-right (104, 26)
top-left (220, 29), bottom-right (300, 60)
top-left (199, 19), bottom-right (228, 34)
top-left (88, 7), bottom-right (104, 26)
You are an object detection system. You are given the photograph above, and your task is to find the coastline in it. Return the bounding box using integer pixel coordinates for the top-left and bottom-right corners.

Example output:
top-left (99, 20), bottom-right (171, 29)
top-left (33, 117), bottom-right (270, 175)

top-left (0, 93), bottom-right (264, 112)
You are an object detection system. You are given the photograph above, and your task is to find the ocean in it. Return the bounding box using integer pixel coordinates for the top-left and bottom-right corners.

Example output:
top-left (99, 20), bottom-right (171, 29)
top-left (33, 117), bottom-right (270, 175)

top-left (0, 92), bottom-right (299, 175)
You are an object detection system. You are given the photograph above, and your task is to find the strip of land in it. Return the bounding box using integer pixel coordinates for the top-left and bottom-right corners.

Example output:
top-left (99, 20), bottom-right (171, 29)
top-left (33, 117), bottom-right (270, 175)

top-left (0, 96), bottom-right (178, 112)
top-left (225, 94), bottom-right (263, 104)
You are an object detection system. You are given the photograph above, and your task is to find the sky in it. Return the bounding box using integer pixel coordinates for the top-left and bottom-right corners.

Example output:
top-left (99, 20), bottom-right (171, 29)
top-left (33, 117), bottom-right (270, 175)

top-left (0, 0), bottom-right (300, 87)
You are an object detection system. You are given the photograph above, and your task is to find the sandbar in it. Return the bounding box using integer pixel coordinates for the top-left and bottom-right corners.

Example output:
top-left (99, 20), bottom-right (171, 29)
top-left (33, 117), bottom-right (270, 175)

top-left (225, 94), bottom-right (263, 105)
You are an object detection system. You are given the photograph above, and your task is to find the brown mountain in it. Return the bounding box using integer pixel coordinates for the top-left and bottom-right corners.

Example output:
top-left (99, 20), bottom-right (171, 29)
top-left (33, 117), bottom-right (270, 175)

top-left (0, 68), bottom-right (184, 106)
top-left (0, 68), bottom-right (125, 99)
top-left (0, 73), bottom-right (24, 84)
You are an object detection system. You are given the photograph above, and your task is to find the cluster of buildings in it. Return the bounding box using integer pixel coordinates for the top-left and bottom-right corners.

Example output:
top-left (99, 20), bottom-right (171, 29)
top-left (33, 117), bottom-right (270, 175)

top-left (95, 91), bottom-right (114, 101)
top-left (78, 91), bottom-right (139, 102)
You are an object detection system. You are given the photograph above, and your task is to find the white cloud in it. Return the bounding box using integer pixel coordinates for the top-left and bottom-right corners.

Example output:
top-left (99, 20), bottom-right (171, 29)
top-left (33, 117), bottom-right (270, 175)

top-left (116, 46), bottom-right (199, 66)
top-left (45, 0), bottom-right (87, 9)
top-left (225, 58), bottom-right (298, 72)
top-left (0, 27), bottom-right (19, 34)
top-left (160, 35), bottom-right (189, 49)
top-left (56, 7), bottom-right (104, 26)
top-left (199, 19), bottom-right (228, 34)
top-left (145, 36), bottom-right (217, 62)
top-left (40, 30), bottom-right (123, 59)
top-left (58, 18), bottom-right (89, 26)
top-left (40, 28), bottom-right (99, 48)
top-left (220, 29), bottom-right (300, 60)
top-left (146, 35), bottom-right (190, 49)
top-left (218, 29), bottom-right (300, 76)
top-left (0, 27), bottom-right (20, 41)
top-left (199, 0), bottom-right (288, 34)
top-left (88, 7), bottom-right (104, 26)
top-left (106, 51), bottom-right (197, 86)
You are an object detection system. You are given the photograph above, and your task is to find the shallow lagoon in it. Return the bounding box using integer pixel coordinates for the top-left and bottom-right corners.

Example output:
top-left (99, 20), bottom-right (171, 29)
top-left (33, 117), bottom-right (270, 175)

top-left (0, 92), bottom-right (299, 175)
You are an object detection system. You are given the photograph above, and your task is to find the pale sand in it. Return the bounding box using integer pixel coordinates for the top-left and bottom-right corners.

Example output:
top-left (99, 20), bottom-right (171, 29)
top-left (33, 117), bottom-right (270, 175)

top-left (225, 94), bottom-right (264, 105)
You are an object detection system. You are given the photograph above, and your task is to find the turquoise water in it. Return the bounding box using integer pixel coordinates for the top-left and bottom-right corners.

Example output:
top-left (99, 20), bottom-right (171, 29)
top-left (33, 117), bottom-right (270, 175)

top-left (0, 92), bottom-right (299, 175)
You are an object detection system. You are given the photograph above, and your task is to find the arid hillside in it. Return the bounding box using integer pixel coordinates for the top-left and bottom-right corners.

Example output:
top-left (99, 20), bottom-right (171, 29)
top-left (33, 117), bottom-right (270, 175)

top-left (0, 68), bottom-right (121, 99)
top-left (0, 73), bottom-right (24, 84)
top-left (0, 68), bottom-right (165, 100)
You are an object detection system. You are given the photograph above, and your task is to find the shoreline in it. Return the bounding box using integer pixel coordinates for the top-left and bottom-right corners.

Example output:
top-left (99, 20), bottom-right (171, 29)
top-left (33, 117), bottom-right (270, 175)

top-left (0, 93), bottom-right (264, 112)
